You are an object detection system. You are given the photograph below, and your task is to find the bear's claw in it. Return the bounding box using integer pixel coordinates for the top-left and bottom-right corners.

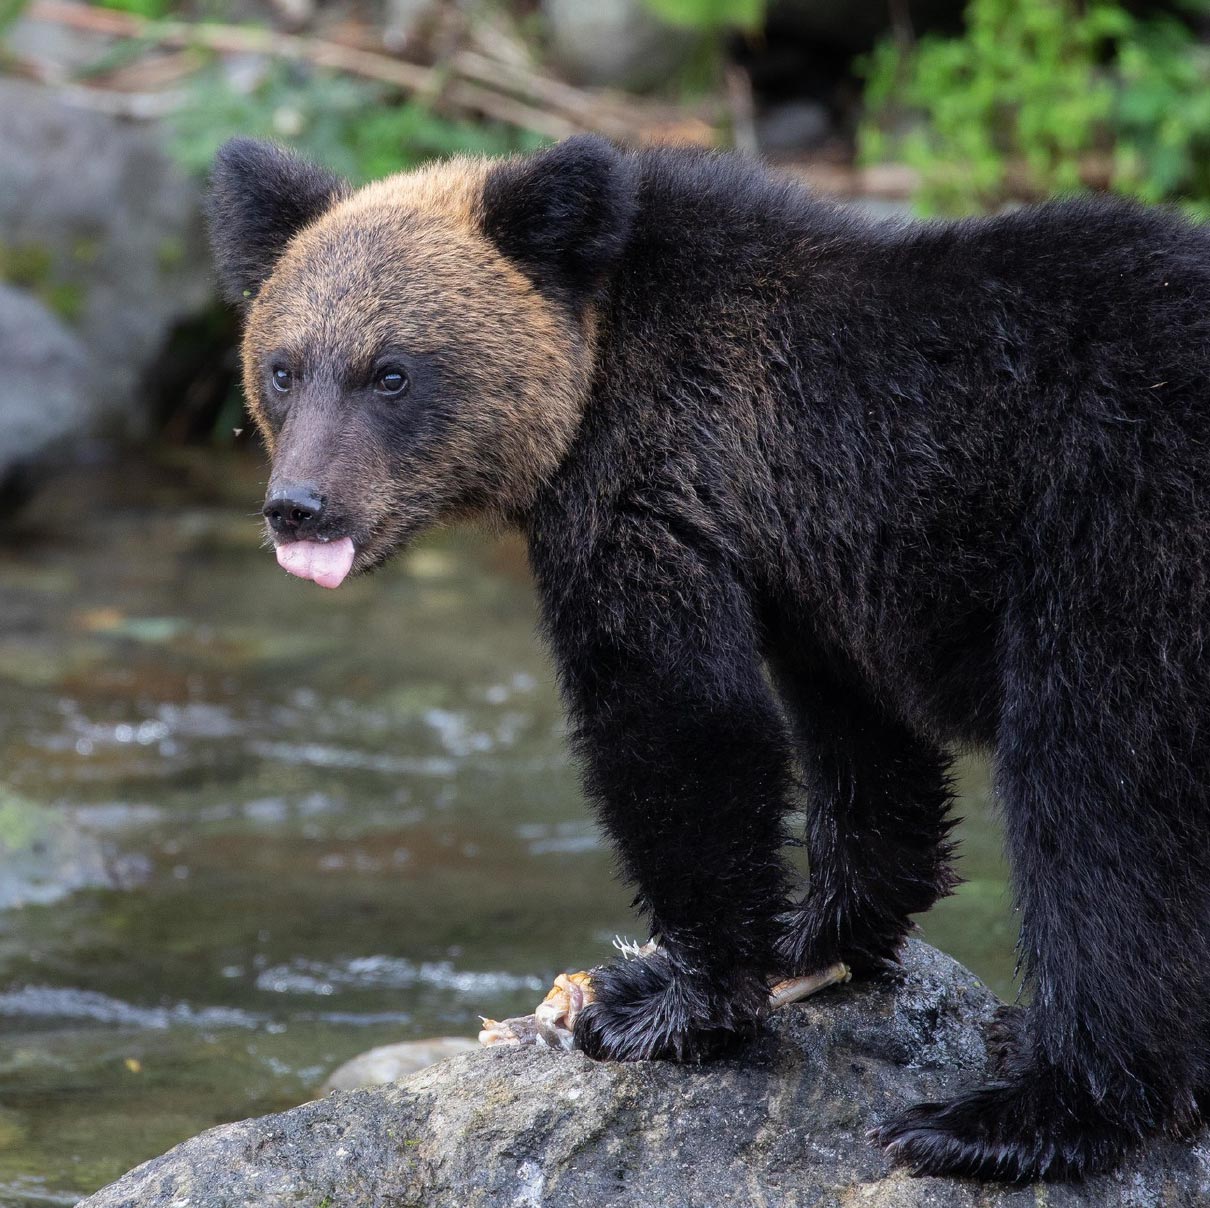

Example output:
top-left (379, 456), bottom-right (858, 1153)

top-left (572, 949), bottom-right (766, 1063)
top-left (872, 1078), bottom-right (1134, 1183)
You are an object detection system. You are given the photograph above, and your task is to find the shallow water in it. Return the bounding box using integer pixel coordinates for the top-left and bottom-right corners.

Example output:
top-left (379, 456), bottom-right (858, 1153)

top-left (0, 449), bottom-right (1014, 1204)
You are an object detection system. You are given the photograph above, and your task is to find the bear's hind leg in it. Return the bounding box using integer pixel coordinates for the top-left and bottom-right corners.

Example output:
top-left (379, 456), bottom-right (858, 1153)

top-left (772, 663), bottom-right (959, 979)
top-left (876, 616), bottom-right (1210, 1181)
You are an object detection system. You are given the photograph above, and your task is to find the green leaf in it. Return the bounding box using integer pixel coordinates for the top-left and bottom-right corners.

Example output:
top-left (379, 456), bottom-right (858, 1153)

top-left (641, 0), bottom-right (763, 32)
top-left (0, 0), bottom-right (29, 35)
top-left (92, 0), bottom-right (173, 16)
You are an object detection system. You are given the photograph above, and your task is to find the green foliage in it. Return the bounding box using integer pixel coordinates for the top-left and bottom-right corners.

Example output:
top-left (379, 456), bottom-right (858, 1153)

top-left (90, 0), bottom-right (174, 17)
top-left (0, 0), bottom-right (29, 37)
top-left (351, 102), bottom-right (544, 181)
top-left (1113, 13), bottom-right (1210, 208)
top-left (642, 0), bottom-right (763, 32)
top-left (638, 0), bottom-right (763, 100)
top-left (0, 240), bottom-right (84, 322)
top-left (860, 0), bottom-right (1210, 215)
top-left (169, 62), bottom-right (546, 183)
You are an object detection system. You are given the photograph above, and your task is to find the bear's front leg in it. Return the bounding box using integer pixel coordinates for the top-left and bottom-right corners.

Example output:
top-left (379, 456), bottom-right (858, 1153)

top-left (574, 946), bottom-right (769, 1062)
top-left (565, 668), bottom-right (798, 1062)
top-left (533, 525), bottom-right (798, 1063)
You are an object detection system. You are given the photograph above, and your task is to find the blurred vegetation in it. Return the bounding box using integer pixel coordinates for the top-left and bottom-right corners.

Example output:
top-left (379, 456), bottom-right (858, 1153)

top-left (6, 0), bottom-right (1210, 212)
top-left (642, 0), bottom-right (765, 97)
top-left (860, 0), bottom-right (1210, 215)
top-left (0, 239), bottom-right (84, 322)
top-left (170, 65), bottom-right (545, 183)
top-left (641, 0), bottom-right (763, 30)
top-left (97, 0), bottom-right (174, 16)
top-left (8, 0), bottom-right (1205, 216)
top-left (163, 0), bottom-right (765, 180)
top-left (0, 0), bottom-right (755, 183)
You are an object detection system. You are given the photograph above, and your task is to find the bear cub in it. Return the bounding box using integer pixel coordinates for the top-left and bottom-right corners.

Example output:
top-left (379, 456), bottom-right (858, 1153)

top-left (208, 134), bottom-right (1210, 1183)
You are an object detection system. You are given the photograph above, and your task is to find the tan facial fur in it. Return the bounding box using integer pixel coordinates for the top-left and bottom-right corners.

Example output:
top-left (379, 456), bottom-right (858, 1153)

top-left (241, 156), bottom-right (592, 568)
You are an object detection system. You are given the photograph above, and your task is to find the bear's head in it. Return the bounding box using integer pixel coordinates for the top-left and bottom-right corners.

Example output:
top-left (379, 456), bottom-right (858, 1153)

top-left (207, 135), bottom-right (637, 587)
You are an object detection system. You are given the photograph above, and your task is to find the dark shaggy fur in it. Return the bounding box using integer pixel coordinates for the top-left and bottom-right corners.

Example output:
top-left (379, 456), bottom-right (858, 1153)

top-left (481, 137), bottom-right (638, 320)
top-left (207, 138), bottom-right (346, 306)
top-left (210, 136), bottom-right (1210, 1183)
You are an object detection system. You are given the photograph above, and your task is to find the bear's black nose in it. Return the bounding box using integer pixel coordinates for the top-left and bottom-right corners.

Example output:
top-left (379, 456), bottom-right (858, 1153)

top-left (264, 484), bottom-right (326, 537)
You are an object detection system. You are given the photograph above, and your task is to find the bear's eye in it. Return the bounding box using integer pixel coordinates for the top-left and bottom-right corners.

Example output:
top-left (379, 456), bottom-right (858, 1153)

top-left (271, 367), bottom-right (293, 394)
top-left (375, 368), bottom-right (409, 397)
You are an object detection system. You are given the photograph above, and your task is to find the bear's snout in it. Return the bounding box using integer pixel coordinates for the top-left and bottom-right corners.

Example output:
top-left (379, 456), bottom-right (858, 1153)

top-left (263, 482), bottom-right (327, 539)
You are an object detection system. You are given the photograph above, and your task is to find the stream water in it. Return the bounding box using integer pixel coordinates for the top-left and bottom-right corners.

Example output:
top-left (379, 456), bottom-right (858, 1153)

top-left (0, 448), bottom-right (1016, 1205)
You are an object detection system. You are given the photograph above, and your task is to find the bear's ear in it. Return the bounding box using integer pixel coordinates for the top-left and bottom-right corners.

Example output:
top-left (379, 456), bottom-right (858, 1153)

top-left (480, 135), bottom-right (637, 318)
top-left (206, 138), bottom-right (348, 306)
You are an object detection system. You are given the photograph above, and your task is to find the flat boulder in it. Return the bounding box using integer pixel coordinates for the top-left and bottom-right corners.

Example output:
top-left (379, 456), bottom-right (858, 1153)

top-left (79, 942), bottom-right (1210, 1207)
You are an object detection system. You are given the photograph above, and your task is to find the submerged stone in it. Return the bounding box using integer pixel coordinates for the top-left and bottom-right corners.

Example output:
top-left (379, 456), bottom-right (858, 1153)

top-left (321, 1036), bottom-right (478, 1093)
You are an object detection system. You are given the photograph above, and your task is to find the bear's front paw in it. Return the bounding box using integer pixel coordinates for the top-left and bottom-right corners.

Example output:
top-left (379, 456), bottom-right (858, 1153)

top-left (573, 950), bottom-right (765, 1063)
top-left (872, 1075), bottom-right (1135, 1183)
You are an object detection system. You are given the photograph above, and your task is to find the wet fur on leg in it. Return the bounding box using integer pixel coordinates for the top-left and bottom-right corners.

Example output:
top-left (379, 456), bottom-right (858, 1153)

top-left (873, 1079), bottom-right (1120, 1182)
top-left (984, 1004), bottom-right (1031, 1078)
top-left (871, 1066), bottom-right (1198, 1183)
top-left (574, 950), bottom-right (766, 1063)
top-left (876, 1007), bottom-right (1204, 1181)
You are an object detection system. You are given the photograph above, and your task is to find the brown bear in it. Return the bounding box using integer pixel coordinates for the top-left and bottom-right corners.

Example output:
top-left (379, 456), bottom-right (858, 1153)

top-left (208, 134), bottom-right (1210, 1182)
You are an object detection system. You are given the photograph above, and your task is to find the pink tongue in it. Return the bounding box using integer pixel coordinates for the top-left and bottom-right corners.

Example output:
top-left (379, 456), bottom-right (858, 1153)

top-left (275, 537), bottom-right (356, 589)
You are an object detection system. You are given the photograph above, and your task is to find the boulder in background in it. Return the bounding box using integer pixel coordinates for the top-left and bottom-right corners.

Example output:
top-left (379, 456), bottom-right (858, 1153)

top-left (0, 78), bottom-right (212, 445)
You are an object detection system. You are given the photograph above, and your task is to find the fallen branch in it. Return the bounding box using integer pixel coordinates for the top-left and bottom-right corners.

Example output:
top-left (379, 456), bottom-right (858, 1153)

top-left (22, 0), bottom-right (717, 144)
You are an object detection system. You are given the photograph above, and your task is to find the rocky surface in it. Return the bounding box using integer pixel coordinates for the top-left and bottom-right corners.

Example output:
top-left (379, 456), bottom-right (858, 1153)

top-left (0, 78), bottom-right (212, 443)
top-left (543, 0), bottom-right (697, 92)
top-left (79, 942), bottom-right (1210, 1207)
top-left (0, 285), bottom-right (99, 488)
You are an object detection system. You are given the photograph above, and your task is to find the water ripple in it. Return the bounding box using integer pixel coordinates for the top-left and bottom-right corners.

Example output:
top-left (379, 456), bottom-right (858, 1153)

top-left (256, 955), bottom-right (545, 998)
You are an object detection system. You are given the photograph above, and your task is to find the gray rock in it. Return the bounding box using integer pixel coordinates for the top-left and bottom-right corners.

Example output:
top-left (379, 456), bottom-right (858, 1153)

top-left (543, 0), bottom-right (698, 92)
top-left (322, 1036), bottom-right (478, 1092)
top-left (756, 99), bottom-right (832, 152)
top-left (0, 285), bottom-right (99, 478)
top-left (79, 942), bottom-right (1210, 1207)
top-left (3, 11), bottom-right (123, 77)
top-left (0, 78), bottom-right (212, 439)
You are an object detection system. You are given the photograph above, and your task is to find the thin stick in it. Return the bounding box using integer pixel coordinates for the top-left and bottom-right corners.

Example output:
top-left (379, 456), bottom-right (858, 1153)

top-left (23, 0), bottom-right (713, 143)
top-left (767, 962), bottom-right (851, 1010)
top-left (724, 64), bottom-right (758, 156)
